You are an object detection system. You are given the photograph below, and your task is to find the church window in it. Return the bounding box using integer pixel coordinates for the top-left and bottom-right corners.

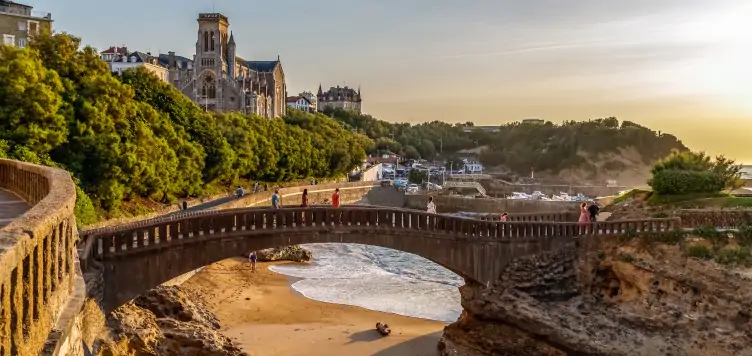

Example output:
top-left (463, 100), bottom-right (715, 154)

top-left (201, 85), bottom-right (206, 97)
top-left (210, 31), bottom-right (215, 51)
top-left (204, 31), bottom-right (209, 52)
top-left (209, 85), bottom-right (216, 99)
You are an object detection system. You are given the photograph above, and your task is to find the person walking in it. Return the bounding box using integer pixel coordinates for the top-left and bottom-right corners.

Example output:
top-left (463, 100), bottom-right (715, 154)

top-left (426, 196), bottom-right (437, 214)
top-left (271, 189), bottom-right (281, 209)
top-left (248, 251), bottom-right (257, 272)
top-left (182, 201), bottom-right (188, 211)
top-left (499, 212), bottom-right (508, 222)
top-left (331, 188), bottom-right (340, 208)
top-left (236, 186), bottom-right (244, 198)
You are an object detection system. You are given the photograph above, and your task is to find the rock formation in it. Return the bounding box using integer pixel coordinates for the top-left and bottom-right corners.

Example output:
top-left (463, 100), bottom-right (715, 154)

top-left (96, 286), bottom-right (245, 356)
top-left (254, 245), bottom-right (312, 262)
top-left (439, 235), bottom-right (752, 356)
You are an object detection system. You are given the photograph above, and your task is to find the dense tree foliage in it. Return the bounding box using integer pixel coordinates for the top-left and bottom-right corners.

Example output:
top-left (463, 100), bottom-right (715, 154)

top-left (649, 151), bottom-right (743, 195)
top-left (0, 33), bottom-right (369, 219)
top-left (325, 108), bottom-right (687, 175)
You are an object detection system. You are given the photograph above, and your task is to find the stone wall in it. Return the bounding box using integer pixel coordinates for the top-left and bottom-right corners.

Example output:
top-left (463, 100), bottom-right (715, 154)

top-left (481, 180), bottom-right (624, 198)
top-left (211, 181), bottom-right (380, 210)
top-left (405, 194), bottom-right (581, 215)
top-left (0, 159), bottom-right (81, 355)
top-left (676, 209), bottom-right (752, 229)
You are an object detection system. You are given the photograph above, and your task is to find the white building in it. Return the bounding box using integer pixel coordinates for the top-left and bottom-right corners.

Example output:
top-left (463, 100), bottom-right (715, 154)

top-left (100, 46), bottom-right (169, 83)
top-left (286, 95), bottom-right (314, 112)
top-left (299, 91), bottom-right (318, 112)
top-left (463, 159), bottom-right (484, 173)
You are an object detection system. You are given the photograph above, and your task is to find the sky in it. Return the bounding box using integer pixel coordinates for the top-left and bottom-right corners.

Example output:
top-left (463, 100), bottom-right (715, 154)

top-left (30, 0), bottom-right (752, 162)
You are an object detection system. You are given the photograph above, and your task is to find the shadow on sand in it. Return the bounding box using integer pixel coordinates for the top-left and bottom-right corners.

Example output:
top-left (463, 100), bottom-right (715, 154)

top-left (372, 331), bottom-right (443, 356)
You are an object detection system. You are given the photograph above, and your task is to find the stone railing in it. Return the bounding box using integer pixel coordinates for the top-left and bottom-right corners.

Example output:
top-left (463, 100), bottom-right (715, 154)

top-left (0, 159), bottom-right (79, 355)
top-left (676, 209), bottom-right (752, 229)
top-left (81, 206), bottom-right (681, 260)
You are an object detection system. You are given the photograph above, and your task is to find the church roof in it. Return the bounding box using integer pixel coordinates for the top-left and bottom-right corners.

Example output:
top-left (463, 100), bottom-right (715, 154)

top-left (245, 60), bottom-right (278, 72)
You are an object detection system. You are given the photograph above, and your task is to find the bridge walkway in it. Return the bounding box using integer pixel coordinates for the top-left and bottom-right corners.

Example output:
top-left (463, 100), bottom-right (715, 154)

top-left (0, 187), bottom-right (30, 227)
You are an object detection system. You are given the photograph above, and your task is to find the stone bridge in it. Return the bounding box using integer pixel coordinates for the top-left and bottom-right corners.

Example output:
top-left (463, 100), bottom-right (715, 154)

top-left (77, 206), bottom-right (681, 313)
top-left (0, 158), bottom-right (706, 355)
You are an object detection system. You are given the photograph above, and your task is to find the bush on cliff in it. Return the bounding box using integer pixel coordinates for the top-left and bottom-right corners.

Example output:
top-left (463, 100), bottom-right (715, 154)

top-left (0, 32), bottom-right (371, 218)
top-left (648, 151), bottom-right (743, 195)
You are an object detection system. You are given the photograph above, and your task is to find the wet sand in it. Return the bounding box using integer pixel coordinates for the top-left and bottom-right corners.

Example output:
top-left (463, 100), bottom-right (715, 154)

top-left (182, 258), bottom-right (447, 356)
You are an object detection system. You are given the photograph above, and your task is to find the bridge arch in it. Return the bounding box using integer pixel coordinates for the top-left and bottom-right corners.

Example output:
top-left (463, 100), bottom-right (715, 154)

top-left (79, 206), bottom-right (681, 312)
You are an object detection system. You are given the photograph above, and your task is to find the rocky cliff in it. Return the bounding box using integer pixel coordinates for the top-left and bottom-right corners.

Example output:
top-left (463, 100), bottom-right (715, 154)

top-left (96, 286), bottom-right (245, 356)
top-left (439, 234), bottom-right (752, 356)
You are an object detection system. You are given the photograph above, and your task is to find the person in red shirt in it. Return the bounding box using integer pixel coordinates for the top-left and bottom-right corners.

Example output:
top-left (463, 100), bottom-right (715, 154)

top-left (331, 188), bottom-right (340, 207)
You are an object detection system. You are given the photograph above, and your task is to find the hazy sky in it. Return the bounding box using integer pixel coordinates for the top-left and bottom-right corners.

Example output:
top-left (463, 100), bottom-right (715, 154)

top-left (32, 0), bottom-right (751, 162)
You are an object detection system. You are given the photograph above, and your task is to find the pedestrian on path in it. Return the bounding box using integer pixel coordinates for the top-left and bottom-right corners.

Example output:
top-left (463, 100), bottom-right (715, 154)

top-left (587, 202), bottom-right (600, 223)
top-left (578, 202), bottom-right (590, 234)
top-left (499, 212), bottom-right (508, 222)
top-left (271, 189), bottom-right (281, 209)
top-left (331, 188), bottom-right (340, 208)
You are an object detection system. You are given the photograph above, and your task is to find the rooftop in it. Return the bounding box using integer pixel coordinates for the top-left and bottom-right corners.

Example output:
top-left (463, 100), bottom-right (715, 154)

top-left (0, 0), bottom-right (51, 20)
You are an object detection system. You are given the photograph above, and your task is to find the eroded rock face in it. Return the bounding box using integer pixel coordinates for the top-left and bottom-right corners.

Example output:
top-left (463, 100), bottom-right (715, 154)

top-left (97, 286), bottom-right (245, 356)
top-left (254, 245), bottom-right (312, 262)
top-left (439, 238), bottom-right (752, 356)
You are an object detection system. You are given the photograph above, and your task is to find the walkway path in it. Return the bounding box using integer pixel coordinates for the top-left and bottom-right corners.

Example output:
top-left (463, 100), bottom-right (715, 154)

top-left (0, 188), bottom-right (30, 228)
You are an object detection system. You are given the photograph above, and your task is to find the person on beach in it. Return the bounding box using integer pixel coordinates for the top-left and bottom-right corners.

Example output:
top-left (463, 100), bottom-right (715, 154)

top-left (271, 189), bottom-right (281, 209)
top-left (499, 212), bottom-right (508, 222)
top-left (249, 251), bottom-right (257, 272)
top-left (331, 188), bottom-right (340, 208)
top-left (587, 202), bottom-right (600, 223)
top-left (426, 196), bottom-right (437, 214)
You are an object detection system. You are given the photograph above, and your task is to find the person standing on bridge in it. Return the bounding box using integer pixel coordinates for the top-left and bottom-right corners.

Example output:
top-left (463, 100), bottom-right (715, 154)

top-left (578, 202), bottom-right (591, 233)
top-left (301, 189), bottom-right (309, 207)
top-left (499, 212), bottom-right (508, 222)
top-left (587, 202), bottom-right (600, 223)
top-left (426, 196), bottom-right (437, 214)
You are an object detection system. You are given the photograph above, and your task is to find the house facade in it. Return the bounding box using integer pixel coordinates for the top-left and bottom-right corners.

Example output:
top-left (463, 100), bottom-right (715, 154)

top-left (286, 95), bottom-right (313, 112)
top-left (100, 46), bottom-right (169, 83)
top-left (0, 0), bottom-right (52, 48)
top-left (317, 84), bottom-right (362, 113)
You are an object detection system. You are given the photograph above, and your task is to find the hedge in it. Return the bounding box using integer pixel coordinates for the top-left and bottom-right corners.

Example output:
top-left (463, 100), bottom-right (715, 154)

top-left (649, 169), bottom-right (725, 195)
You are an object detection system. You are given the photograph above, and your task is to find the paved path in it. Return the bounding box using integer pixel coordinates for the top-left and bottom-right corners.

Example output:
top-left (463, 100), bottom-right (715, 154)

top-left (0, 188), bottom-right (30, 228)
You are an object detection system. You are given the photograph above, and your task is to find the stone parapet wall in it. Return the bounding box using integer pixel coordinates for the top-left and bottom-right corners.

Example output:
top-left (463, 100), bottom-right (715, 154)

top-left (0, 159), bottom-right (79, 355)
top-left (211, 181), bottom-right (380, 210)
top-left (405, 194), bottom-right (581, 215)
top-left (676, 209), bottom-right (752, 229)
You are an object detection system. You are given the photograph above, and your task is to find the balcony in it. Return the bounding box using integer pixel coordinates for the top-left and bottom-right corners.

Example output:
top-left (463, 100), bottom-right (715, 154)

top-left (0, 5), bottom-right (51, 20)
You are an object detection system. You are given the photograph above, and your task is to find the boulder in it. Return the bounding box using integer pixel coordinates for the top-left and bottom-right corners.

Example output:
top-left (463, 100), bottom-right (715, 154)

top-left (254, 245), bottom-right (312, 262)
top-left (97, 286), bottom-right (246, 356)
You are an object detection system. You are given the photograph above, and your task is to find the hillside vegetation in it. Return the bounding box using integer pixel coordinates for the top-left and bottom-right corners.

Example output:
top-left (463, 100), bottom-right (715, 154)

top-left (0, 33), bottom-right (371, 223)
top-left (326, 109), bottom-right (687, 182)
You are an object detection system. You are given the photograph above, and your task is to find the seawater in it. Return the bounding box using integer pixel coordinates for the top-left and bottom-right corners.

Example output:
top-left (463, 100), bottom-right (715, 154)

top-left (269, 243), bottom-right (464, 322)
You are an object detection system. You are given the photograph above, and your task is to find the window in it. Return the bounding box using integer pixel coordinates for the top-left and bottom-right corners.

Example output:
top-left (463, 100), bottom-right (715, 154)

top-left (18, 20), bottom-right (26, 31)
top-left (210, 31), bottom-right (215, 51)
top-left (3, 34), bottom-right (15, 46)
top-left (27, 21), bottom-right (38, 35)
top-left (204, 31), bottom-right (209, 52)
top-left (17, 38), bottom-right (26, 48)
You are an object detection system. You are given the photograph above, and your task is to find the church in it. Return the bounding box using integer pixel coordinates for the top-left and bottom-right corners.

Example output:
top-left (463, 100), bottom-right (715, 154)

top-left (160, 13), bottom-right (286, 118)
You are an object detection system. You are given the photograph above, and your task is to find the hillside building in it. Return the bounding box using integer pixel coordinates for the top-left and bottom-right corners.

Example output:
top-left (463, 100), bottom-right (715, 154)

top-left (0, 1), bottom-right (52, 48)
top-left (317, 84), bottom-right (362, 113)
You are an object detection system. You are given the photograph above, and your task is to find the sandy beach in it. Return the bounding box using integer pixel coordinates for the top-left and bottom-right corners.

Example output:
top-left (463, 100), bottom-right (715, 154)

top-left (181, 258), bottom-right (447, 356)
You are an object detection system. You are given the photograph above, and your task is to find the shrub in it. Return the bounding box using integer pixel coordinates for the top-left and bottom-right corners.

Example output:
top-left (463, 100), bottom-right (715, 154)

top-left (649, 169), bottom-right (725, 195)
top-left (685, 245), bottom-right (713, 260)
top-left (715, 246), bottom-right (752, 266)
top-left (74, 183), bottom-right (98, 226)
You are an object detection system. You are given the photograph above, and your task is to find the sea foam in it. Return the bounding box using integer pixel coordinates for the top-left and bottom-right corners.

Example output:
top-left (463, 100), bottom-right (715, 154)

top-left (269, 243), bottom-right (463, 322)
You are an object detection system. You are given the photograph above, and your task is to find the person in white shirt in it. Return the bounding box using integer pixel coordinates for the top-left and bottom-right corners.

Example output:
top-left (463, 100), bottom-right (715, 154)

top-left (427, 196), bottom-right (437, 214)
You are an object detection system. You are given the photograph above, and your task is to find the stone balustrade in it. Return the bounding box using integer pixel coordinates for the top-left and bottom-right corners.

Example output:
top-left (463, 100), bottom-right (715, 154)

top-left (0, 159), bottom-right (79, 355)
top-left (676, 209), bottom-right (752, 229)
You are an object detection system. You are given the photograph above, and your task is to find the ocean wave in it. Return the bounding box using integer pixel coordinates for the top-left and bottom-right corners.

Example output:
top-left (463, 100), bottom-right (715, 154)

top-left (269, 243), bottom-right (462, 322)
